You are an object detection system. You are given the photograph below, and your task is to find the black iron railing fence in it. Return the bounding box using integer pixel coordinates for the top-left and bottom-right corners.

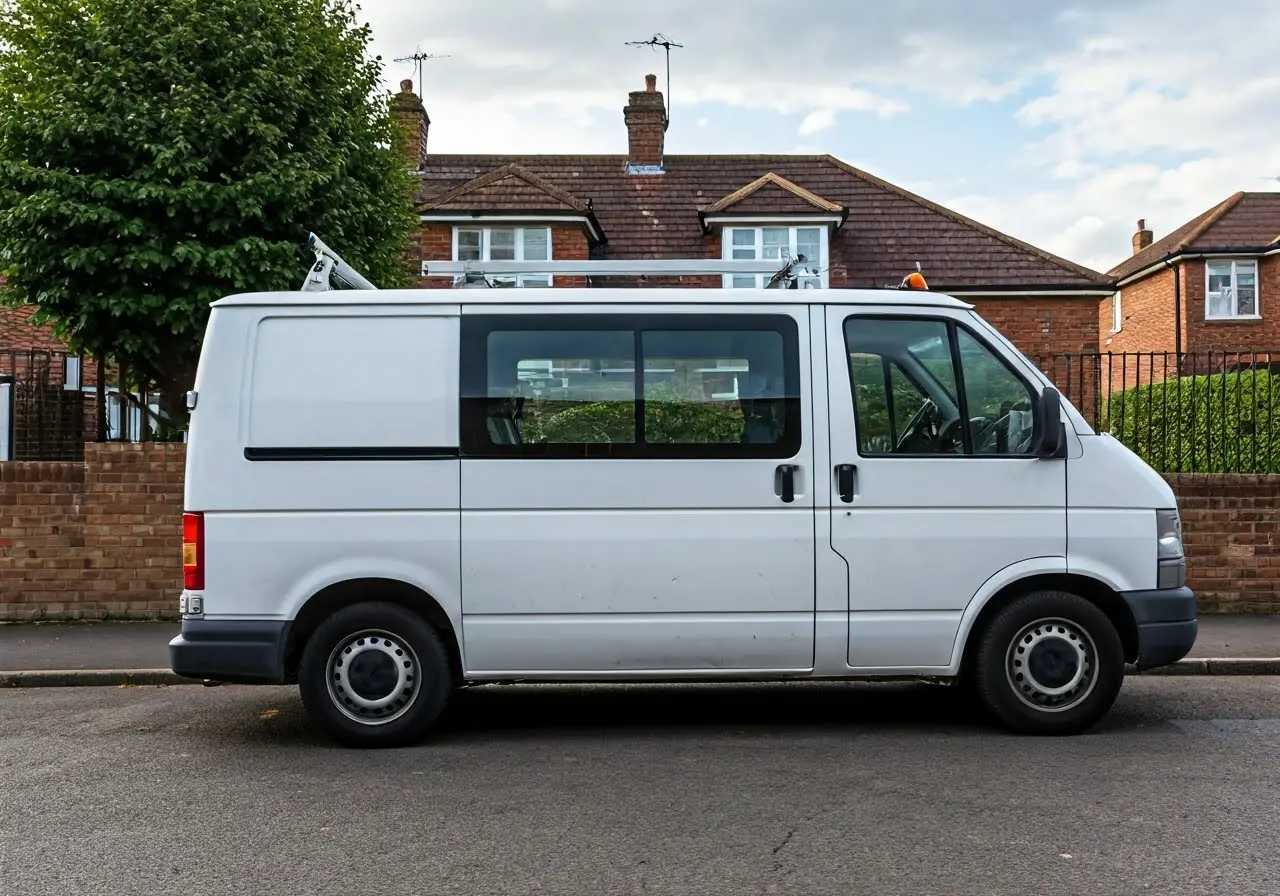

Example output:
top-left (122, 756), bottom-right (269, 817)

top-left (1033, 350), bottom-right (1280, 474)
top-left (0, 350), bottom-right (161, 461)
top-left (3, 346), bottom-right (1279, 472)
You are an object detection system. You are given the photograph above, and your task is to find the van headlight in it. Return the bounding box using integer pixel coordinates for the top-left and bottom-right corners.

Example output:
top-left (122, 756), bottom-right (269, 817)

top-left (1156, 509), bottom-right (1186, 589)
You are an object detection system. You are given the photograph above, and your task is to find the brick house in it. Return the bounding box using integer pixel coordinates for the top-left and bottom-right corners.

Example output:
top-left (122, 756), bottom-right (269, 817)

top-left (399, 75), bottom-right (1114, 366)
top-left (1103, 192), bottom-right (1280, 360)
top-left (3, 76), bottom-right (1115, 405)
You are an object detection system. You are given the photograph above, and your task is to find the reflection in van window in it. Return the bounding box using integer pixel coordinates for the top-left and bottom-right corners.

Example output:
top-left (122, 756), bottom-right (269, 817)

top-left (955, 328), bottom-right (1036, 454)
top-left (845, 316), bottom-right (1036, 457)
top-left (461, 315), bottom-right (801, 458)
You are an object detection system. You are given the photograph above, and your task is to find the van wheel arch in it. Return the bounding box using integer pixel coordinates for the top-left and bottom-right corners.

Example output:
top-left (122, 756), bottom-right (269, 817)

top-left (285, 578), bottom-right (461, 685)
top-left (959, 573), bottom-right (1139, 675)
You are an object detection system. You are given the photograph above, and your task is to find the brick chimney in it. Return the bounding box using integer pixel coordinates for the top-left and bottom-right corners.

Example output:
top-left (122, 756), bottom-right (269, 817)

top-left (1132, 218), bottom-right (1153, 255)
top-left (391, 79), bottom-right (429, 170)
top-left (624, 74), bottom-right (667, 174)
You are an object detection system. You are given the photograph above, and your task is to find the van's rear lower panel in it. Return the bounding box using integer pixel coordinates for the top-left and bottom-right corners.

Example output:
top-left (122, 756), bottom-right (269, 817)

top-left (170, 618), bottom-right (291, 684)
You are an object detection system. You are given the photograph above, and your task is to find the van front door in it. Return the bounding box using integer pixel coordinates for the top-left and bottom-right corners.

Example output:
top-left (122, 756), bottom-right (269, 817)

top-left (459, 306), bottom-right (817, 676)
top-left (823, 306), bottom-right (1067, 671)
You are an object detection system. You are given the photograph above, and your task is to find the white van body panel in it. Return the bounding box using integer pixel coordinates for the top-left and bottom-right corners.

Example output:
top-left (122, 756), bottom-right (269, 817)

top-left (175, 287), bottom-right (1193, 692)
top-left (459, 302), bottom-right (817, 674)
top-left (1065, 433), bottom-right (1173, 594)
top-left (186, 305), bottom-right (463, 630)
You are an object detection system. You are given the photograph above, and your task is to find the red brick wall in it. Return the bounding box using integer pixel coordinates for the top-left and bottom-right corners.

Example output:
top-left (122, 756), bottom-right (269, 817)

top-left (414, 223), bottom-right (591, 288)
top-left (1099, 256), bottom-right (1280, 362)
top-left (3, 448), bottom-right (1274, 618)
top-left (1100, 268), bottom-right (1176, 355)
top-left (0, 442), bottom-right (184, 620)
top-left (1169, 474), bottom-right (1280, 613)
top-left (0, 306), bottom-right (68, 352)
top-left (966, 295), bottom-right (1103, 421)
top-left (1185, 256), bottom-right (1280, 352)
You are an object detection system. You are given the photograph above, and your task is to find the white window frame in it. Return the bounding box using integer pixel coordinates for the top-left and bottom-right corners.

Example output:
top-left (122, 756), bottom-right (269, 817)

top-left (452, 226), bottom-right (553, 287)
top-left (720, 225), bottom-right (829, 289)
top-left (1205, 258), bottom-right (1260, 321)
top-left (1111, 290), bottom-right (1122, 333)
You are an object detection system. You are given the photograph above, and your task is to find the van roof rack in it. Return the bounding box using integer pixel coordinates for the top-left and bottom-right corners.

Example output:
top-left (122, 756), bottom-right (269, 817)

top-left (421, 257), bottom-right (823, 289)
top-left (299, 234), bottom-right (928, 293)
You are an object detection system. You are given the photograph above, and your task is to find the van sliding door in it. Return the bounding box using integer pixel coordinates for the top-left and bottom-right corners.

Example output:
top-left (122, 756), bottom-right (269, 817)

top-left (458, 305), bottom-right (818, 676)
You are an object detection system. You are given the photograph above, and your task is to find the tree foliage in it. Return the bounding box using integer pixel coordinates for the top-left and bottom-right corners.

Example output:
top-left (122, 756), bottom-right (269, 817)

top-left (0, 0), bottom-right (419, 434)
top-left (1108, 370), bottom-right (1280, 473)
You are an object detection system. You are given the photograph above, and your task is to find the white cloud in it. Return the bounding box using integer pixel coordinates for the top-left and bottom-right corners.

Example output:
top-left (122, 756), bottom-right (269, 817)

top-left (359, 0), bottom-right (1115, 153)
top-left (947, 0), bottom-right (1280, 272)
top-left (354, 0), bottom-right (1280, 272)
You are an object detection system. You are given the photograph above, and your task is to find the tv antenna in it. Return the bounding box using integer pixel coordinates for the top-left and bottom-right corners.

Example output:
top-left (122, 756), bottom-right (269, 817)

top-left (624, 33), bottom-right (683, 125)
top-left (393, 49), bottom-right (451, 91)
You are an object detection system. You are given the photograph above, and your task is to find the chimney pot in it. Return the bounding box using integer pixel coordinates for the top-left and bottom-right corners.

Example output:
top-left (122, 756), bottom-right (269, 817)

top-left (624, 74), bottom-right (667, 173)
top-left (1132, 218), bottom-right (1154, 255)
top-left (391, 81), bottom-right (429, 170)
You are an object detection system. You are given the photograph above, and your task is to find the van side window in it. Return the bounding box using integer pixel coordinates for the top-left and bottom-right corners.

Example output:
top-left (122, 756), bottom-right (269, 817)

top-left (460, 314), bottom-right (801, 459)
top-left (844, 316), bottom-right (1037, 457)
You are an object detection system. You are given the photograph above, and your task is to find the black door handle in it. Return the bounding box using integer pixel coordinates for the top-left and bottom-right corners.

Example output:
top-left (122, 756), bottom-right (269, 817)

top-left (776, 464), bottom-right (797, 504)
top-left (836, 463), bottom-right (857, 503)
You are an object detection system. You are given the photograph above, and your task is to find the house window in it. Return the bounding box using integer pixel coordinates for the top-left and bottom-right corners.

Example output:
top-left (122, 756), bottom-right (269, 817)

top-left (1206, 259), bottom-right (1258, 320)
top-left (1111, 291), bottom-right (1122, 333)
top-left (722, 226), bottom-right (827, 289)
top-left (454, 226), bottom-right (552, 287)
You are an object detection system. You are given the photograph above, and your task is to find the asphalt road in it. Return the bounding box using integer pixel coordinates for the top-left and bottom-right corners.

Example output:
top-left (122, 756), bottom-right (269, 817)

top-left (1, 678), bottom-right (1278, 896)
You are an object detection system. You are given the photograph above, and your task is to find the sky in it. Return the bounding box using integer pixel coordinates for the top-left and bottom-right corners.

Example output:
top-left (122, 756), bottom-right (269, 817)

top-left (357, 0), bottom-right (1280, 275)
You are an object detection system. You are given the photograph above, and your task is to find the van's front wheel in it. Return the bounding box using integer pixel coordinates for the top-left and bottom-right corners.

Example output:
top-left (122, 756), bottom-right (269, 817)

top-left (298, 602), bottom-right (452, 748)
top-left (972, 590), bottom-right (1124, 736)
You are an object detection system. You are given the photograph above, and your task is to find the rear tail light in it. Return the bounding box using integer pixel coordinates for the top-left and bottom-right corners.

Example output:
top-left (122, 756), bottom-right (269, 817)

top-left (182, 512), bottom-right (205, 591)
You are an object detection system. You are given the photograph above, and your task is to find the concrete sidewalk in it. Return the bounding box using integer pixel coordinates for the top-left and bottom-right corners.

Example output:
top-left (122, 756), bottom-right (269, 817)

top-left (0, 615), bottom-right (1278, 680)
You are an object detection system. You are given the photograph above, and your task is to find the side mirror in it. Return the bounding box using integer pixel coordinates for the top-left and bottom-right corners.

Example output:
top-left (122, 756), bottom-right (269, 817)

top-left (1032, 387), bottom-right (1065, 459)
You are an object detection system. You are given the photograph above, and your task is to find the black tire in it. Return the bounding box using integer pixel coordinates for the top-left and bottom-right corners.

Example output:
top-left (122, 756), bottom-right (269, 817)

top-left (298, 601), bottom-right (453, 748)
top-left (972, 590), bottom-right (1124, 736)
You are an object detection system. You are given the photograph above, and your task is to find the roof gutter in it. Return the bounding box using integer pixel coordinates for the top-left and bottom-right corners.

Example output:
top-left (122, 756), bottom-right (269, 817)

top-left (1115, 244), bottom-right (1280, 288)
top-left (942, 287), bottom-right (1115, 297)
top-left (1166, 255), bottom-right (1181, 363)
top-left (697, 210), bottom-right (849, 235)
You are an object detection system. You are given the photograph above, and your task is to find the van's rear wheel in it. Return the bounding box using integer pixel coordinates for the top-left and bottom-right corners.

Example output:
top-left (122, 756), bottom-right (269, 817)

top-left (299, 602), bottom-right (452, 748)
top-left (972, 590), bottom-right (1124, 736)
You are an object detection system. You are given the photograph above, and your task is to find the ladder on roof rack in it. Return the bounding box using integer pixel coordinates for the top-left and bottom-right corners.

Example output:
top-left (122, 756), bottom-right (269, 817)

top-left (299, 232), bottom-right (932, 292)
top-left (300, 233), bottom-right (379, 292)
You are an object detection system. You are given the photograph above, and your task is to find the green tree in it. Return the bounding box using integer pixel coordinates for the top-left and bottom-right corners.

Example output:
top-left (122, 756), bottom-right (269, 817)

top-left (0, 0), bottom-right (418, 435)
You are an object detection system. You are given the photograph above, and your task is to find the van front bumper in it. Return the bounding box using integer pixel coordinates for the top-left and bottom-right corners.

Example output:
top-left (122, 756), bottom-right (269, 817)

top-left (169, 618), bottom-right (291, 685)
top-left (1121, 585), bottom-right (1198, 670)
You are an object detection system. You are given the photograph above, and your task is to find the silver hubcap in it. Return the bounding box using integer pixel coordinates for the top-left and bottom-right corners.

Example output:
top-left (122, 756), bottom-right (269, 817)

top-left (326, 629), bottom-right (420, 725)
top-left (1005, 617), bottom-right (1097, 713)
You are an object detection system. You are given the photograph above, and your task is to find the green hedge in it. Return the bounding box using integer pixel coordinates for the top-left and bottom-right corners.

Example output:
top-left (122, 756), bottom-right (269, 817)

top-left (522, 388), bottom-right (745, 445)
top-left (1108, 370), bottom-right (1280, 473)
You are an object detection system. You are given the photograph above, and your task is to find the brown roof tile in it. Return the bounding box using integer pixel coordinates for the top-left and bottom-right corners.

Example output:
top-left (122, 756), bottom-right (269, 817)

top-left (416, 154), bottom-right (1109, 289)
top-left (1111, 191), bottom-right (1280, 281)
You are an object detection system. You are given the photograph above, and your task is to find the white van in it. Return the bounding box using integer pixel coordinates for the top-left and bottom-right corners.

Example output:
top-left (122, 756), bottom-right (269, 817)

top-left (170, 273), bottom-right (1196, 747)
